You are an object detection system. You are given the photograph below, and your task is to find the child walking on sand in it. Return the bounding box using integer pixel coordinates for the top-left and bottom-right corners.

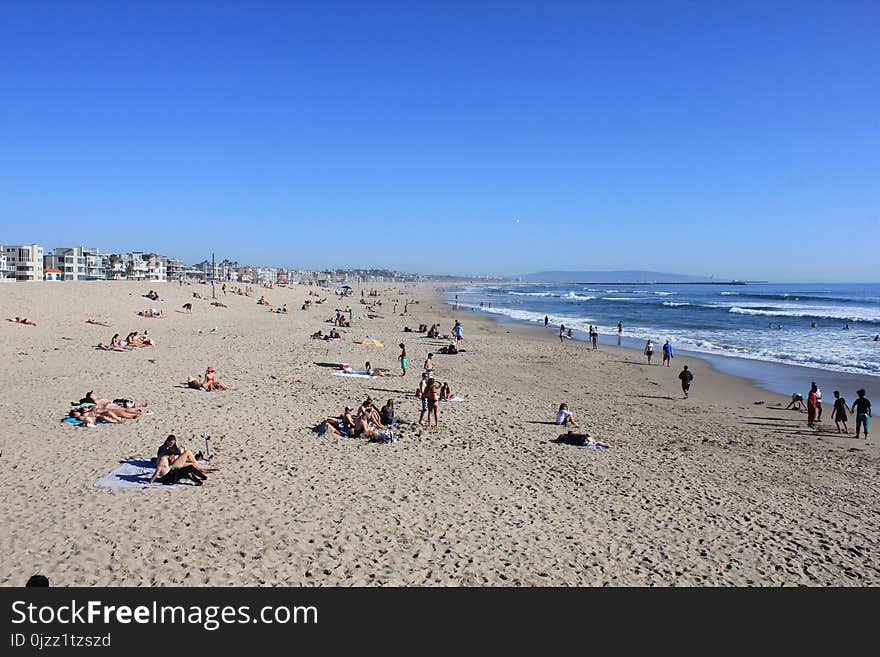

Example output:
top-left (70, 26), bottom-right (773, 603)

top-left (831, 391), bottom-right (848, 434)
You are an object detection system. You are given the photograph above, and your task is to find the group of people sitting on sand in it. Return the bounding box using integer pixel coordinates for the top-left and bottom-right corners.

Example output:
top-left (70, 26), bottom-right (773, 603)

top-left (257, 296), bottom-right (271, 306)
top-left (147, 434), bottom-right (218, 487)
top-left (143, 290), bottom-right (161, 301)
top-left (311, 328), bottom-right (341, 340)
top-left (326, 311), bottom-right (351, 327)
top-left (186, 366), bottom-right (229, 391)
top-left (271, 304), bottom-right (288, 313)
top-left (67, 391), bottom-right (149, 426)
top-left (97, 331), bottom-right (155, 350)
top-left (5, 317), bottom-right (37, 326)
top-left (137, 308), bottom-right (165, 318)
top-left (326, 397), bottom-right (397, 442)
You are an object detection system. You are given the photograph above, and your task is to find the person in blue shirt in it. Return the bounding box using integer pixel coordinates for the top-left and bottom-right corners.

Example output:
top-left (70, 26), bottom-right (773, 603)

top-left (662, 340), bottom-right (674, 367)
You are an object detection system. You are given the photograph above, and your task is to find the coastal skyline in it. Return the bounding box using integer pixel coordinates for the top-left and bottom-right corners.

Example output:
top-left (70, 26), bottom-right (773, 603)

top-left (2, 2), bottom-right (878, 282)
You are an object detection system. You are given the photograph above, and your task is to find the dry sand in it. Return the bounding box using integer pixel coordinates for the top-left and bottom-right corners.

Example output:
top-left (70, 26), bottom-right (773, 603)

top-left (0, 280), bottom-right (878, 586)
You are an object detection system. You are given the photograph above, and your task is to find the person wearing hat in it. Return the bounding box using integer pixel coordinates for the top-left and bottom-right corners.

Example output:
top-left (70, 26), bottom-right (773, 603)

top-left (203, 366), bottom-right (229, 391)
top-left (342, 406), bottom-right (357, 435)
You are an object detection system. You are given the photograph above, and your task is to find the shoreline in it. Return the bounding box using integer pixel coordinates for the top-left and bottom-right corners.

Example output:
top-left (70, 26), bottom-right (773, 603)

top-left (437, 284), bottom-right (877, 400)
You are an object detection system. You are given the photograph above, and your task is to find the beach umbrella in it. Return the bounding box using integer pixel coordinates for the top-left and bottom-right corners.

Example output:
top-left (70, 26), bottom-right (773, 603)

top-left (341, 285), bottom-right (352, 289)
top-left (357, 338), bottom-right (384, 347)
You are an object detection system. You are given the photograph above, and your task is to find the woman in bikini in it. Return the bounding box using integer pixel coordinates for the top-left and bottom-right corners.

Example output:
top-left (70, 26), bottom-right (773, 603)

top-left (204, 366), bottom-right (229, 391)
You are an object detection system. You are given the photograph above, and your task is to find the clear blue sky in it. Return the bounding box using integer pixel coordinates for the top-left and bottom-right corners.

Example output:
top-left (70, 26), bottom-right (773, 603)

top-left (1, 1), bottom-right (877, 281)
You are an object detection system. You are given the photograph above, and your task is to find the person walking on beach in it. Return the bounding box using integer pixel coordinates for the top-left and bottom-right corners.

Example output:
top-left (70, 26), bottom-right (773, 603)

top-left (559, 324), bottom-right (566, 343)
top-left (831, 391), bottom-right (849, 434)
top-left (851, 389), bottom-right (872, 440)
top-left (617, 321), bottom-right (623, 334)
top-left (544, 315), bottom-right (549, 327)
top-left (807, 382), bottom-right (818, 428)
top-left (398, 343), bottom-right (407, 376)
top-left (452, 320), bottom-right (463, 344)
top-left (678, 365), bottom-right (693, 399)
top-left (662, 340), bottom-right (673, 366)
top-left (590, 326), bottom-right (599, 350)
top-left (644, 339), bottom-right (655, 364)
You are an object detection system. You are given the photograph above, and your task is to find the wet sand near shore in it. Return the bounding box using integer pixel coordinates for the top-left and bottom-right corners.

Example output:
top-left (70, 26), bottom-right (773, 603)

top-left (1, 281), bottom-right (878, 586)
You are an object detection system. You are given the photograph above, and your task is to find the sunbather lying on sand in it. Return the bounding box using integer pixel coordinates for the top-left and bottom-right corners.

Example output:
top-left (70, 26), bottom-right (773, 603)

top-left (257, 296), bottom-right (271, 306)
top-left (86, 319), bottom-right (111, 327)
top-left (147, 454), bottom-right (207, 487)
top-left (5, 317), bottom-right (36, 326)
top-left (557, 431), bottom-right (611, 448)
top-left (211, 301), bottom-right (227, 308)
top-left (364, 361), bottom-right (385, 377)
top-left (76, 391), bottom-right (146, 419)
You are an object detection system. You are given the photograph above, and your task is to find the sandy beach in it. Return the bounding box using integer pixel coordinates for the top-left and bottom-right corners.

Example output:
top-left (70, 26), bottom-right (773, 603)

top-left (1, 280), bottom-right (878, 586)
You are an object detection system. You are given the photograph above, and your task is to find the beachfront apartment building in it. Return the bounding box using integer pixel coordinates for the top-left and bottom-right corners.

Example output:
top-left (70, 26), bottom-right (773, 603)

top-left (255, 267), bottom-right (278, 285)
top-left (43, 246), bottom-right (105, 281)
top-left (3, 244), bottom-right (44, 281)
top-left (105, 252), bottom-right (167, 282)
top-left (0, 247), bottom-right (13, 281)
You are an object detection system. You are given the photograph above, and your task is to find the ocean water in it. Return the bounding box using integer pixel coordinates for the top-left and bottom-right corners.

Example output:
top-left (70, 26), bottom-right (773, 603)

top-left (445, 283), bottom-right (880, 382)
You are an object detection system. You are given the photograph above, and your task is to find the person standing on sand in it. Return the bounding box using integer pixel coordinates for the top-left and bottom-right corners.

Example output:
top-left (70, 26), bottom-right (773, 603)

top-left (851, 389), bottom-right (872, 440)
top-left (424, 377), bottom-right (441, 428)
top-left (544, 315), bottom-right (549, 327)
top-left (591, 326), bottom-right (599, 350)
top-left (815, 385), bottom-right (823, 421)
top-left (644, 339), bottom-right (654, 364)
top-left (662, 340), bottom-right (673, 366)
top-left (678, 365), bottom-right (693, 399)
top-left (398, 343), bottom-right (407, 376)
top-left (417, 373), bottom-right (429, 426)
top-left (559, 324), bottom-right (565, 343)
top-left (807, 382), bottom-right (818, 428)
top-left (831, 391), bottom-right (849, 434)
top-left (423, 353), bottom-right (434, 377)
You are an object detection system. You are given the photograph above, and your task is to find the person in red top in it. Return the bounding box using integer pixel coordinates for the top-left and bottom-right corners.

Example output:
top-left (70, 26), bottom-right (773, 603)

top-left (807, 381), bottom-right (818, 428)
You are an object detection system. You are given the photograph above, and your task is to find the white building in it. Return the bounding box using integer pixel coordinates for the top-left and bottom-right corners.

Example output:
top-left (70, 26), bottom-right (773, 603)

top-left (0, 246), bottom-right (13, 281)
top-left (3, 244), bottom-right (44, 281)
top-left (43, 246), bottom-right (105, 281)
top-left (104, 252), bottom-right (167, 282)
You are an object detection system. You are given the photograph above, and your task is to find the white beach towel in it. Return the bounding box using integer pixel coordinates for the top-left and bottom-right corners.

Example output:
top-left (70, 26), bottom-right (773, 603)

top-left (440, 396), bottom-right (465, 402)
top-left (333, 370), bottom-right (375, 379)
top-left (95, 459), bottom-right (198, 489)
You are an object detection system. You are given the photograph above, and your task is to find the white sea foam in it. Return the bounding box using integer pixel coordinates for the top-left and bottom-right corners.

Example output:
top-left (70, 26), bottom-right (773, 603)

top-left (728, 305), bottom-right (880, 322)
top-left (662, 302), bottom-right (691, 307)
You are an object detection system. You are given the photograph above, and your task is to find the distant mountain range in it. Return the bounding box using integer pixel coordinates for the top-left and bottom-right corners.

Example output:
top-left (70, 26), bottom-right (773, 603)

top-left (513, 270), bottom-right (720, 283)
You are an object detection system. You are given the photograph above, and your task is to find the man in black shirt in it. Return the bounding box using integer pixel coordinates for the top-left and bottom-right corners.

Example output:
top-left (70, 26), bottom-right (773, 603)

top-left (850, 389), bottom-right (872, 440)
